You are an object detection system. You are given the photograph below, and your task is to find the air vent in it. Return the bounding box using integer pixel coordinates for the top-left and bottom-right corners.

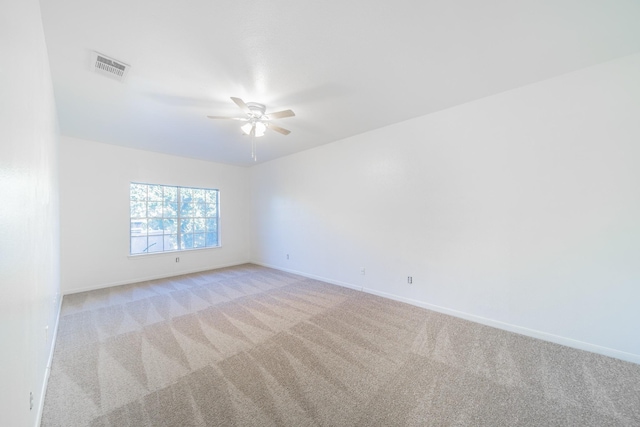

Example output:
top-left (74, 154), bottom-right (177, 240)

top-left (90, 51), bottom-right (130, 82)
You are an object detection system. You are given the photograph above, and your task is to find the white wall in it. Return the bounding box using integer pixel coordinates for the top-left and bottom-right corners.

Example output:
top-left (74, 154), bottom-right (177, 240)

top-left (59, 137), bottom-right (250, 293)
top-left (250, 53), bottom-right (640, 363)
top-left (0, 0), bottom-right (61, 426)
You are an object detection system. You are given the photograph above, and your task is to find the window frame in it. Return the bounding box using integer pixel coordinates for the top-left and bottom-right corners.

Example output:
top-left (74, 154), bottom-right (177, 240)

top-left (129, 182), bottom-right (220, 255)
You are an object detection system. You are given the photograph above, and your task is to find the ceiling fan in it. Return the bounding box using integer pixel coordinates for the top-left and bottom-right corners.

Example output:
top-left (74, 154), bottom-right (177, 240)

top-left (208, 97), bottom-right (295, 161)
top-left (208, 96), bottom-right (295, 135)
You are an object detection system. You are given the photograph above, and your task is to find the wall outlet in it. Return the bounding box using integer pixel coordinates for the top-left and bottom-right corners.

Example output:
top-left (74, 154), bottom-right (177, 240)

top-left (175, 257), bottom-right (180, 263)
top-left (30, 392), bottom-right (33, 410)
top-left (286, 254), bottom-right (289, 260)
top-left (407, 276), bottom-right (413, 284)
top-left (360, 268), bottom-right (366, 275)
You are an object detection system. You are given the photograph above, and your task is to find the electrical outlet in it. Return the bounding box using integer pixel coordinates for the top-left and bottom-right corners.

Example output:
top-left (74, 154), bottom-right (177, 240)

top-left (360, 268), bottom-right (366, 275)
top-left (407, 276), bottom-right (413, 284)
top-left (175, 257), bottom-right (180, 263)
top-left (30, 392), bottom-right (33, 410)
top-left (286, 254), bottom-right (289, 260)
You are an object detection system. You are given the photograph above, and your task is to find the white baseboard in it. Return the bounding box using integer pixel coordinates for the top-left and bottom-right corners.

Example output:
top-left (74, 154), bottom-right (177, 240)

top-left (63, 261), bottom-right (251, 295)
top-left (35, 294), bottom-right (63, 427)
top-left (363, 287), bottom-right (640, 365)
top-left (253, 262), bottom-right (640, 365)
top-left (252, 262), bottom-right (364, 292)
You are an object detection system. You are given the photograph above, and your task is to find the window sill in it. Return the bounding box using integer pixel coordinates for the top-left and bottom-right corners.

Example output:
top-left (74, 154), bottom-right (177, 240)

top-left (127, 245), bottom-right (222, 259)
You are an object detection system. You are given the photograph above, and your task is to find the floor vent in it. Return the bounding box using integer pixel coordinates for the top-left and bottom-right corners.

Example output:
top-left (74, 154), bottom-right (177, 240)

top-left (91, 51), bottom-right (130, 82)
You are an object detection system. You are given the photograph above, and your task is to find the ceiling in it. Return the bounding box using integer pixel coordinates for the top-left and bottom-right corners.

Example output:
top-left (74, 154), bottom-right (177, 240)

top-left (40, 0), bottom-right (640, 166)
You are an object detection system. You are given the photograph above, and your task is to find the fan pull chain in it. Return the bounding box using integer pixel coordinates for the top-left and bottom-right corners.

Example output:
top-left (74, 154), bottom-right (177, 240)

top-left (251, 135), bottom-right (257, 161)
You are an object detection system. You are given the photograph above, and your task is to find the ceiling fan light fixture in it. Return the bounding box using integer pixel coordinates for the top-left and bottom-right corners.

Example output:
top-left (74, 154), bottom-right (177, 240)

top-left (254, 122), bottom-right (267, 136)
top-left (241, 123), bottom-right (252, 135)
top-left (241, 121), bottom-right (267, 137)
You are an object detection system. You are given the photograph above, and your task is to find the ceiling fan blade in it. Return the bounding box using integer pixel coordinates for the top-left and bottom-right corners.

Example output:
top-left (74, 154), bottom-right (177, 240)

top-left (267, 109), bottom-right (295, 119)
top-left (268, 124), bottom-right (291, 135)
top-left (207, 116), bottom-right (248, 121)
top-left (230, 97), bottom-right (251, 114)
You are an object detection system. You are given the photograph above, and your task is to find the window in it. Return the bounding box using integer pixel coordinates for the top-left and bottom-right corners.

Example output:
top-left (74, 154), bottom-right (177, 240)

top-left (130, 182), bottom-right (219, 254)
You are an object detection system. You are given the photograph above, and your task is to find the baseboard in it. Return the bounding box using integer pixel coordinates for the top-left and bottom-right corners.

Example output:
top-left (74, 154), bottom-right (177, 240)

top-left (251, 261), bottom-right (364, 292)
top-left (253, 262), bottom-right (640, 365)
top-left (363, 287), bottom-right (640, 365)
top-left (63, 261), bottom-right (251, 295)
top-left (35, 293), bottom-right (63, 427)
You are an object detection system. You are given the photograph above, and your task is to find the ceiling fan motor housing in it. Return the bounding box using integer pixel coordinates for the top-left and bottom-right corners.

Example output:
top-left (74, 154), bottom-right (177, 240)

top-left (246, 102), bottom-right (266, 118)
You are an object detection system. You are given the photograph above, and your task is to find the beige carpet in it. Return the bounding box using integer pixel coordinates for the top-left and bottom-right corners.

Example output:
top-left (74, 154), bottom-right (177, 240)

top-left (42, 264), bottom-right (640, 426)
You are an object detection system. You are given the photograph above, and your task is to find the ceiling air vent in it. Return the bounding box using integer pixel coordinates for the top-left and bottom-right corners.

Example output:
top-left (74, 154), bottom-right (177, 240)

top-left (90, 51), bottom-right (130, 82)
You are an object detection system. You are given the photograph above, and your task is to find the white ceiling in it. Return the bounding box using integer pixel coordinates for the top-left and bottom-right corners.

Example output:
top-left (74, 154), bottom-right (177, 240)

top-left (40, 0), bottom-right (640, 166)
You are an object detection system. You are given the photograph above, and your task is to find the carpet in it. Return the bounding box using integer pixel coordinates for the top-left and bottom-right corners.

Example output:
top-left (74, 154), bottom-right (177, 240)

top-left (41, 264), bottom-right (640, 426)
